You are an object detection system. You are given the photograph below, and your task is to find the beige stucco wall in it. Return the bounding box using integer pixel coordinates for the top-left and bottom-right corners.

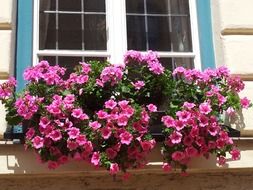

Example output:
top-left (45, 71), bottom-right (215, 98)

top-left (0, 1), bottom-right (253, 189)
top-left (0, 0), bottom-right (15, 138)
top-left (211, 0), bottom-right (253, 135)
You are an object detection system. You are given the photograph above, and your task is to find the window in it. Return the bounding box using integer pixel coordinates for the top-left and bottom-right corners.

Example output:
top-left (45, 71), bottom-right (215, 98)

top-left (32, 0), bottom-right (201, 73)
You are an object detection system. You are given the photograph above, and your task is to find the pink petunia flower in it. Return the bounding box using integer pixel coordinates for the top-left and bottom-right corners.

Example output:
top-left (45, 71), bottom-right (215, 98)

top-left (230, 148), bottom-right (240, 160)
top-left (240, 97), bottom-right (251, 109)
top-left (119, 131), bottom-right (133, 145)
top-left (89, 121), bottom-right (102, 130)
top-left (106, 148), bottom-right (117, 159)
top-left (91, 152), bottom-right (100, 166)
top-left (101, 127), bottom-right (112, 139)
top-left (32, 136), bottom-right (44, 149)
top-left (131, 80), bottom-right (145, 90)
top-left (48, 161), bottom-right (59, 169)
top-left (162, 163), bottom-right (172, 172)
top-left (110, 163), bottom-right (119, 175)
top-left (105, 99), bottom-right (117, 110)
top-left (147, 104), bottom-right (157, 112)
top-left (67, 127), bottom-right (80, 139)
top-left (199, 102), bottom-right (212, 115)
top-left (172, 151), bottom-right (185, 161)
top-left (170, 131), bottom-right (182, 144)
top-left (49, 129), bottom-right (62, 141)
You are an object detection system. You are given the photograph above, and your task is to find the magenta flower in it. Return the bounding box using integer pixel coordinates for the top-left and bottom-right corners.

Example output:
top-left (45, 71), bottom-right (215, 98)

top-left (118, 100), bottom-right (129, 109)
top-left (185, 147), bottom-right (198, 157)
top-left (110, 163), bottom-right (119, 175)
top-left (176, 110), bottom-right (191, 123)
top-left (199, 102), bottom-right (212, 115)
top-left (105, 99), bottom-right (117, 110)
top-left (76, 135), bottom-right (87, 146)
top-left (89, 121), bottom-right (102, 130)
top-left (131, 80), bottom-right (145, 90)
top-left (32, 136), bottom-right (44, 149)
top-left (101, 127), bottom-right (112, 139)
top-left (49, 130), bottom-right (62, 141)
top-left (240, 97), bottom-right (251, 109)
top-left (217, 156), bottom-right (226, 166)
top-left (172, 151), bottom-right (185, 161)
top-left (117, 114), bottom-right (129, 126)
top-left (48, 160), bottom-right (59, 170)
top-left (26, 128), bottom-right (35, 140)
top-left (91, 152), bottom-right (100, 166)
top-left (170, 131), bottom-right (182, 144)
top-left (96, 110), bottom-right (108, 119)
top-left (67, 140), bottom-right (78, 151)
top-left (119, 131), bottom-right (133, 145)
top-left (71, 108), bottom-right (84, 119)
top-left (106, 148), bottom-right (117, 159)
top-left (161, 115), bottom-right (175, 128)
top-left (162, 163), bottom-right (172, 172)
top-left (183, 102), bottom-right (196, 109)
top-left (147, 104), bottom-right (157, 112)
top-left (230, 148), bottom-right (240, 160)
top-left (67, 127), bottom-right (80, 139)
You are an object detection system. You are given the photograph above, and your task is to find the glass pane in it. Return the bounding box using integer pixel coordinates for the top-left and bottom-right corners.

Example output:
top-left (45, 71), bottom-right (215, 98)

top-left (59, 0), bottom-right (81, 11)
top-left (146, 0), bottom-right (169, 14)
top-left (83, 15), bottom-right (106, 50)
top-left (127, 16), bottom-right (146, 50)
top-left (126, 0), bottom-right (144, 13)
top-left (40, 0), bottom-right (56, 11)
top-left (170, 0), bottom-right (189, 15)
top-left (171, 16), bottom-right (192, 52)
top-left (84, 0), bottom-right (105, 12)
top-left (147, 16), bottom-right (171, 51)
top-left (58, 14), bottom-right (82, 50)
top-left (159, 57), bottom-right (194, 71)
top-left (39, 13), bottom-right (56, 49)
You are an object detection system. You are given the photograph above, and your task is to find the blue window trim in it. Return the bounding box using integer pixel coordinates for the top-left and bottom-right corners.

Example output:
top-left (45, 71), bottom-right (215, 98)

top-left (15, 0), bottom-right (215, 89)
top-left (196, 0), bottom-right (216, 69)
top-left (15, 0), bottom-right (33, 92)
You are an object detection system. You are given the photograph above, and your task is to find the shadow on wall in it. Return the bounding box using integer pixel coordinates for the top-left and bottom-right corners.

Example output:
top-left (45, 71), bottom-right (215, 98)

top-left (224, 109), bottom-right (246, 131)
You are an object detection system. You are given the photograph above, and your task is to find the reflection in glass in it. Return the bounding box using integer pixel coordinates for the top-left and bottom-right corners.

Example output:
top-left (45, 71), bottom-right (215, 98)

top-left (58, 14), bottom-right (82, 50)
top-left (83, 15), bottom-right (106, 50)
top-left (127, 16), bottom-right (146, 50)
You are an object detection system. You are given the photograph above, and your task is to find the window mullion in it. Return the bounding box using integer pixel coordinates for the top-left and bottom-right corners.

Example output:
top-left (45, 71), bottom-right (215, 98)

top-left (189, 0), bottom-right (201, 70)
top-left (107, 0), bottom-right (127, 65)
top-left (33, 0), bottom-right (40, 65)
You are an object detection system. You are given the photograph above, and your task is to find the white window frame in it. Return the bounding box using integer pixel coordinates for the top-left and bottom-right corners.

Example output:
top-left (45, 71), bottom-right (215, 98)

top-left (33, 0), bottom-right (201, 70)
